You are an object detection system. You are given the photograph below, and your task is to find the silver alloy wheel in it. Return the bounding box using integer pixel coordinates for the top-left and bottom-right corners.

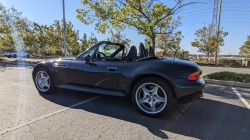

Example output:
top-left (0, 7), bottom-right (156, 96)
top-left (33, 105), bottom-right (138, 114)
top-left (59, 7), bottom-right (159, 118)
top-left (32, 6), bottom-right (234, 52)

top-left (35, 71), bottom-right (50, 92)
top-left (135, 83), bottom-right (167, 114)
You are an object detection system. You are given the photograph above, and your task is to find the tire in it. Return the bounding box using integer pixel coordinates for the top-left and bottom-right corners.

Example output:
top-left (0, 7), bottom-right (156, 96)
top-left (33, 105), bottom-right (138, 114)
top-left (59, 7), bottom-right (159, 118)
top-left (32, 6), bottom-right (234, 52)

top-left (132, 77), bottom-right (176, 117)
top-left (13, 54), bottom-right (17, 58)
top-left (33, 67), bottom-right (57, 94)
top-left (26, 55), bottom-right (29, 58)
top-left (8, 55), bottom-right (11, 58)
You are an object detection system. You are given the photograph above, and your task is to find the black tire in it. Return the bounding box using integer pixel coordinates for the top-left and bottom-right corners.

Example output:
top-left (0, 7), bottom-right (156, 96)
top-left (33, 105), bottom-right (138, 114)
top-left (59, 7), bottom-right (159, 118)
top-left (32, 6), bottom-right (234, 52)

top-left (33, 67), bottom-right (57, 94)
top-left (8, 55), bottom-right (11, 58)
top-left (132, 77), bottom-right (176, 117)
top-left (26, 55), bottom-right (29, 58)
top-left (13, 54), bottom-right (17, 58)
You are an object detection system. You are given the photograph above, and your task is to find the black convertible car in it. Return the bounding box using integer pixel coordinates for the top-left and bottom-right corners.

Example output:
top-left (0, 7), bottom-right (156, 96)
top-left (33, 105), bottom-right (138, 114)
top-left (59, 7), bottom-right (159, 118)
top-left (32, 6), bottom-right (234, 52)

top-left (32, 41), bottom-right (205, 116)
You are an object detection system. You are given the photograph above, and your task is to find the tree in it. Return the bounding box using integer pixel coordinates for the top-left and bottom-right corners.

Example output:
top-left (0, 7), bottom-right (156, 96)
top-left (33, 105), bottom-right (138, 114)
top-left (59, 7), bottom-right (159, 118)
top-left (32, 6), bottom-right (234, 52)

top-left (156, 31), bottom-right (184, 57)
top-left (87, 32), bottom-right (98, 47)
top-left (33, 22), bottom-right (48, 58)
top-left (80, 33), bottom-right (88, 52)
top-left (107, 31), bottom-right (132, 53)
top-left (76, 0), bottom-right (198, 52)
top-left (171, 31), bottom-right (184, 53)
top-left (64, 21), bottom-right (81, 56)
top-left (0, 4), bottom-right (30, 51)
top-left (144, 37), bottom-right (152, 49)
top-left (191, 23), bottom-right (228, 63)
top-left (239, 35), bottom-right (250, 58)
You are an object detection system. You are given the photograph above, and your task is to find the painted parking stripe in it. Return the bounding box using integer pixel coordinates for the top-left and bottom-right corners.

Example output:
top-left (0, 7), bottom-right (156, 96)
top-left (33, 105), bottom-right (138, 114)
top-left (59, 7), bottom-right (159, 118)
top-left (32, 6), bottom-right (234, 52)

top-left (231, 87), bottom-right (250, 111)
top-left (0, 95), bottom-right (101, 136)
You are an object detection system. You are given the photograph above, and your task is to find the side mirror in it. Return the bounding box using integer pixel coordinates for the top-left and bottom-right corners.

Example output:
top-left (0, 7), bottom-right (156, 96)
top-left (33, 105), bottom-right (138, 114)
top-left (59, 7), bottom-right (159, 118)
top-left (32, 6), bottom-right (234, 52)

top-left (84, 54), bottom-right (90, 64)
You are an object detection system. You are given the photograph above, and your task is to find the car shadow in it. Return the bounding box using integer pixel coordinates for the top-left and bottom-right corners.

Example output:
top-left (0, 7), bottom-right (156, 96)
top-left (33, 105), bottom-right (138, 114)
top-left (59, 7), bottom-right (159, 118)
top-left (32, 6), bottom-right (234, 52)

top-left (40, 87), bottom-right (250, 140)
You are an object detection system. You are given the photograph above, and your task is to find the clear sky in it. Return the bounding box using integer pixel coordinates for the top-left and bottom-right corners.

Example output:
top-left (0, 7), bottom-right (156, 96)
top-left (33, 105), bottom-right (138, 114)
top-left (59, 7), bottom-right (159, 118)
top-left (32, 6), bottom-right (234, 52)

top-left (1, 0), bottom-right (250, 55)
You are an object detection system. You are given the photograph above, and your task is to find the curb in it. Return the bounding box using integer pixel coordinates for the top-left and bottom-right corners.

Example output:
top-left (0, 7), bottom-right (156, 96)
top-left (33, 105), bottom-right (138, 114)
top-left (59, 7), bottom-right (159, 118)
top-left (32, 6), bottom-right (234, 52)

top-left (198, 65), bottom-right (250, 69)
top-left (0, 61), bottom-right (36, 66)
top-left (204, 79), bottom-right (250, 88)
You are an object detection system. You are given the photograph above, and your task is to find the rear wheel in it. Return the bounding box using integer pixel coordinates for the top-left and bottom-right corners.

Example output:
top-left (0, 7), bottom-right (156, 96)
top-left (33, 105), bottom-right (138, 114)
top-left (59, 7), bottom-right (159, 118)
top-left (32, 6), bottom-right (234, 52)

top-left (33, 67), bottom-right (57, 94)
top-left (132, 77), bottom-right (176, 117)
top-left (26, 55), bottom-right (29, 58)
top-left (13, 54), bottom-right (17, 58)
top-left (8, 55), bottom-right (11, 58)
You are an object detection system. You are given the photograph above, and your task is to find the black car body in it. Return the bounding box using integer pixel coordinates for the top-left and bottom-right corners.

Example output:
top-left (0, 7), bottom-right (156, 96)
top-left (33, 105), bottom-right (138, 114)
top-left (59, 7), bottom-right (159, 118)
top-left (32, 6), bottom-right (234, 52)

top-left (32, 41), bottom-right (205, 116)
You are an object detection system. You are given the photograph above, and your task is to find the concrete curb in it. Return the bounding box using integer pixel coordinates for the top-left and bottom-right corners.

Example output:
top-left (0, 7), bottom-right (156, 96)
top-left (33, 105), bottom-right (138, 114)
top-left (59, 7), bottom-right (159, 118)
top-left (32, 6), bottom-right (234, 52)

top-left (204, 79), bottom-right (250, 88)
top-left (0, 61), bottom-right (36, 66)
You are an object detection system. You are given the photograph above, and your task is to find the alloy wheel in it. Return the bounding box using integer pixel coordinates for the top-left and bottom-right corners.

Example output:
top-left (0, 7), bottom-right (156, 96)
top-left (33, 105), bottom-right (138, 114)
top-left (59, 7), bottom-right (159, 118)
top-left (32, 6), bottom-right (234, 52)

top-left (35, 71), bottom-right (50, 92)
top-left (135, 83), bottom-right (167, 114)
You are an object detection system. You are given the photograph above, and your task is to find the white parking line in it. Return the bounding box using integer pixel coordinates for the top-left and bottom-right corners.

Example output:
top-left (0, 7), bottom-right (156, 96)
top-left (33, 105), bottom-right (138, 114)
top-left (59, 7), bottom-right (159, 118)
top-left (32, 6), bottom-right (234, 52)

top-left (0, 95), bottom-right (101, 136)
top-left (231, 87), bottom-right (250, 111)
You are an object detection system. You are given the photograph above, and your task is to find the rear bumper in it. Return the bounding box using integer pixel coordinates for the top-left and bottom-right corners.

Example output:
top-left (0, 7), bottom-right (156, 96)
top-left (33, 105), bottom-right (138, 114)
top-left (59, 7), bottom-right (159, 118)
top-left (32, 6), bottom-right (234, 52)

top-left (171, 78), bottom-right (205, 99)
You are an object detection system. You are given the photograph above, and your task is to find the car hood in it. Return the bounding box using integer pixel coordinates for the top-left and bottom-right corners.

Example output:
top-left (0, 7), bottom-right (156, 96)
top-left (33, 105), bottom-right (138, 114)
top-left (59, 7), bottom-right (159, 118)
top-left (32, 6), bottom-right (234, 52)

top-left (46, 57), bottom-right (74, 62)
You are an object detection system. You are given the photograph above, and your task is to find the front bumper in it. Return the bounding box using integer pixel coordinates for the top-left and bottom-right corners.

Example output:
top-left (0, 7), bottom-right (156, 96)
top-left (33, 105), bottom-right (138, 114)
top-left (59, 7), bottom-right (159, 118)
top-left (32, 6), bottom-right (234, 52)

top-left (171, 78), bottom-right (205, 99)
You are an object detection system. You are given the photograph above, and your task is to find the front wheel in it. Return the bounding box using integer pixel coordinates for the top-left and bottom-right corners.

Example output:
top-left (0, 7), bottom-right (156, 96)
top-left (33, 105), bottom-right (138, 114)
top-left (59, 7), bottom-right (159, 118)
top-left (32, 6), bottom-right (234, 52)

top-left (132, 77), bottom-right (176, 117)
top-left (33, 67), bottom-right (57, 94)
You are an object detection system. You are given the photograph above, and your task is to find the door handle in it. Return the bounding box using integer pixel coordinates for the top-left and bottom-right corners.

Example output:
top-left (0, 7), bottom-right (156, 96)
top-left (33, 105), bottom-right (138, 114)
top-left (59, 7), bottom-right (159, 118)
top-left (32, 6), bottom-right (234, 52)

top-left (107, 67), bottom-right (118, 71)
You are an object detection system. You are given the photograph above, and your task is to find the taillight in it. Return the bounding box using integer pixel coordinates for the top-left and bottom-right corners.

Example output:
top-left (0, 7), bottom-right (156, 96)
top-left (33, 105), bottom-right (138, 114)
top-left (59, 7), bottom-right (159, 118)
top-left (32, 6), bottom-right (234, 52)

top-left (187, 71), bottom-right (200, 80)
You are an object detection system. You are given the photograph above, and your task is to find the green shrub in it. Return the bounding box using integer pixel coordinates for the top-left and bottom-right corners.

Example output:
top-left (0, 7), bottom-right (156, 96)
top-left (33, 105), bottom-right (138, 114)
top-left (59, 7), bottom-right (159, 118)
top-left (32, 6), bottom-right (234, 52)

top-left (203, 71), bottom-right (250, 83)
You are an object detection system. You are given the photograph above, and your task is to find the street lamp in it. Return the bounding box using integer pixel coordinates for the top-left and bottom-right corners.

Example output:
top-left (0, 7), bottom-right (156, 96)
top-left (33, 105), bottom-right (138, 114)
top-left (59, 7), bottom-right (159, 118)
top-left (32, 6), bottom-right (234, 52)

top-left (62, 0), bottom-right (67, 57)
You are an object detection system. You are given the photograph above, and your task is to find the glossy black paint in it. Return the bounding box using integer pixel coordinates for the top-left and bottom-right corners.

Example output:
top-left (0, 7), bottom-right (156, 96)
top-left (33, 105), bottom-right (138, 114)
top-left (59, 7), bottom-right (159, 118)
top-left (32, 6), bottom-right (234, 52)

top-left (32, 41), bottom-right (205, 99)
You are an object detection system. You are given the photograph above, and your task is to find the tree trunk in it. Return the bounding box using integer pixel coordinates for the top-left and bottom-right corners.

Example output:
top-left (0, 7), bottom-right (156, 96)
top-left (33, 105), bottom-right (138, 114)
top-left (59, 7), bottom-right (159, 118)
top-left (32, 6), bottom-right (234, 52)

top-left (151, 35), bottom-right (156, 54)
top-left (43, 50), bottom-right (45, 59)
top-left (207, 53), bottom-right (211, 63)
top-left (215, 50), bottom-right (218, 65)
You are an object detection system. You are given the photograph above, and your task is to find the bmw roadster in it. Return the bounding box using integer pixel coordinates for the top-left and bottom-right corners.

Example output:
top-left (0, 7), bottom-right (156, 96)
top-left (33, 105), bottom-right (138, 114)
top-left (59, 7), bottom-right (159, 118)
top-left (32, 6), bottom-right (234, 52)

top-left (32, 41), bottom-right (205, 116)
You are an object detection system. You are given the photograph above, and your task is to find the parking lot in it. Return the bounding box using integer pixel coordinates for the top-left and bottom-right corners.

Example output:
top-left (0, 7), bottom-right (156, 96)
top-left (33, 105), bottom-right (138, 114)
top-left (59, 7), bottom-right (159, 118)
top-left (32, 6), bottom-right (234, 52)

top-left (0, 63), bottom-right (250, 140)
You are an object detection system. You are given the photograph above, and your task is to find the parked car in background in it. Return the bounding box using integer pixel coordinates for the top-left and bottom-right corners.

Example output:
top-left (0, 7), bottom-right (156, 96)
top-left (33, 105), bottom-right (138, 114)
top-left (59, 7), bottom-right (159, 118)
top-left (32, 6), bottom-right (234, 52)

top-left (5, 51), bottom-right (29, 58)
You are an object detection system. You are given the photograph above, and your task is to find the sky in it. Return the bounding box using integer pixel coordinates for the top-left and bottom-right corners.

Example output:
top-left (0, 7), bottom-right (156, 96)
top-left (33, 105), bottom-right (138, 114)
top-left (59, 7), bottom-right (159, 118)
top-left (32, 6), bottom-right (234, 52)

top-left (1, 0), bottom-right (250, 55)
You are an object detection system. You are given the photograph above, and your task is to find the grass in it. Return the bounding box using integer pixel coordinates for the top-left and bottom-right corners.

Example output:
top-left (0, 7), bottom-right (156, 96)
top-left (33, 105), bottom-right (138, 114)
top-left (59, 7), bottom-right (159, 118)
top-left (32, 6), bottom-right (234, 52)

top-left (0, 58), bottom-right (39, 65)
top-left (203, 71), bottom-right (250, 83)
top-left (11, 60), bottom-right (40, 65)
top-left (0, 58), bottom-right (9, 62)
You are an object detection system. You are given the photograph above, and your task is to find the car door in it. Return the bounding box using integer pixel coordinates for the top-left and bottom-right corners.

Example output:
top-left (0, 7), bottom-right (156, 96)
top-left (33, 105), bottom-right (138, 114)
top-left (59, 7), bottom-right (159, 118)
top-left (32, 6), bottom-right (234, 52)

top-left (69, 43), bottom-right (124, 90)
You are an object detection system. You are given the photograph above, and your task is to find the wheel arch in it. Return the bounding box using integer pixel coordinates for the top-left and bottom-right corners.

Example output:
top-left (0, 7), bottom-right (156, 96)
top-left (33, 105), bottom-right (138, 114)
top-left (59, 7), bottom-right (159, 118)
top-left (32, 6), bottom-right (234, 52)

top-left (129, 74), bottom-right (177, 99)
top-left (32, 63), bottom-right (54, 81)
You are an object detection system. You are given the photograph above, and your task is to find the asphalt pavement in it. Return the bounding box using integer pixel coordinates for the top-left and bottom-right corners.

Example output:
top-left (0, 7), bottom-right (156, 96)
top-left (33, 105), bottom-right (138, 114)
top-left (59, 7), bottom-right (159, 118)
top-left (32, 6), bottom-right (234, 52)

top-left (0, 63), bottom-right (249, 140)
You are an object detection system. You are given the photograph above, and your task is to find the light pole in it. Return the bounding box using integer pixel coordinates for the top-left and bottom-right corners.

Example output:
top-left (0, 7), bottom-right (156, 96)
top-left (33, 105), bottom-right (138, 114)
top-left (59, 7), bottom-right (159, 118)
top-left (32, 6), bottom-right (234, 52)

top-left (215, 0), bottom-right (222, 64)
top-left (62, 0), bottom-right (67, 57)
